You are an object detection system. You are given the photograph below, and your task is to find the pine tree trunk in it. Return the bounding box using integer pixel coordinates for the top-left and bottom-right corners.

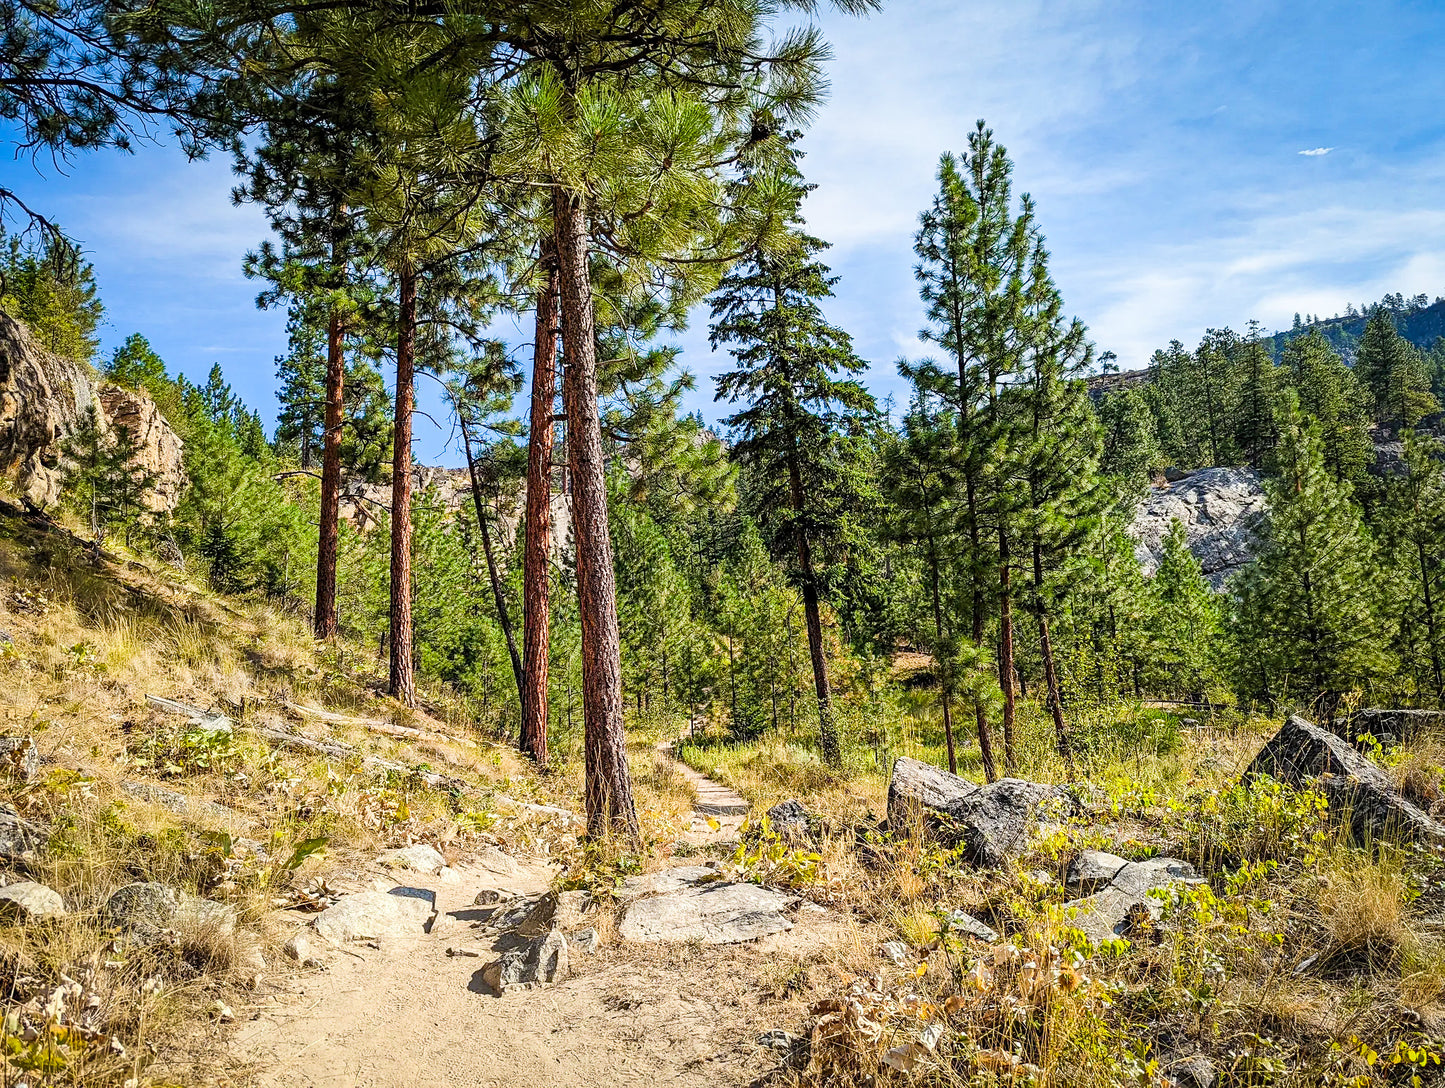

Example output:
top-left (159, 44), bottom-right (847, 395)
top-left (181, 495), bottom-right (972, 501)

top-left (997, 523), bottom-right (1018, 775)
top-left (521, 245), bottom-right (559, 767)
top-left (1419, 541), bottom-right (1444, 700)
top-left (314, 306), bottom-right (345, 640)
top-left (965, 478), bottom-right (999, 782)
top-left (925, 529), bottom-right (957, 775)
top-left (553, 185), bottom-right (638, 840)
top-left (1033, 540), bottom-right (1077, 778)
top-left (789, 449), bottom-right (841, 767)
top-left (388, 260), bottom-right (417, 708)
top-left (461, 417), bottom-right (524, 712)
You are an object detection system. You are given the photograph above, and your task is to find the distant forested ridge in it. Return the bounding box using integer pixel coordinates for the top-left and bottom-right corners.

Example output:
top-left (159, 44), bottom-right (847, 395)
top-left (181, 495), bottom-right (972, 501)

top-left (1269, 292), bottom-right (1445, 365)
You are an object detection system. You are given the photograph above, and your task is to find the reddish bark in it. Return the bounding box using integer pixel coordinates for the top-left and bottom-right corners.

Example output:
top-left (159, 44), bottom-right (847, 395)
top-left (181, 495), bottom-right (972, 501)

top-left (388, 261), bottom-right (417, 708)
top-left (552, 186), bottom-right (638, 840)
top-left (314, 305), bottom-right (345, 640)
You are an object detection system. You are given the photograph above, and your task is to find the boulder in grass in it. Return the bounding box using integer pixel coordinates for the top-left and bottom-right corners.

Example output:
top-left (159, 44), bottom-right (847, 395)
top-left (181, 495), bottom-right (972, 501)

top-left (0, 881), bottom-right (65, 920)
top-left (887, 757), bottom-right (1074, 866)
top-left (763, 800), bottom-right (813, 845)
top-left (101, 882), bottom-right (236, 945)
top-left (1063, 857), bottom-right (1203, 945)
top-left (0, 809), bottom-right (46, 864)
top-left (1244, 714), bottom-right (1445, 846)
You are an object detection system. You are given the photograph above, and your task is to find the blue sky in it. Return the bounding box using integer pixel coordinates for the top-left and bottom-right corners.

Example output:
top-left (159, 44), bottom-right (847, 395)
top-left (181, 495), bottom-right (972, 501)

top-left (5, 0), bottom-right (1445, 464)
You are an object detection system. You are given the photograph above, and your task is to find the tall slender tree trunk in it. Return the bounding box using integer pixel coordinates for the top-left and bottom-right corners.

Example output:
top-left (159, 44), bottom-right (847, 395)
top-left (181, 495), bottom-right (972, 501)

top-left (314, 305), bottom-right (345, 640)
top-left (388, 260), bottom-right (417, 708)
top-left (925, 530), bottom-right (957, 775)
top-left (997, 524), bottom-right (1017, 775)
top-left (553, 186), bottom-right (638, 840)
top-left (1419, 541), bottom-right (1444, 699)
top-left (1033, 540), bottom-right (1077, 778)
top-left (788, 450), bottom-right (841, 767)
top-left (460, 417), bottom-right (524, 711)
top-left (521, 245), bottom-right (560, 767)
top-left (965, 477), bottom-right (999, 782)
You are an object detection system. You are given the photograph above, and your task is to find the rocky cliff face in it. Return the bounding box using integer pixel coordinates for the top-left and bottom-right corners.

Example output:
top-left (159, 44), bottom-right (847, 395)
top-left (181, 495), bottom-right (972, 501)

top-left (1131, 467), bottom-right (1267, 589)
top-left (0, 311), bottom-right (185, 510)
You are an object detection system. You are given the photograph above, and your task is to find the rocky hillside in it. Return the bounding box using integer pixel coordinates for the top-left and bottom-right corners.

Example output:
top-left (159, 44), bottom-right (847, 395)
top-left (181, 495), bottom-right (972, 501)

top-left (0, 311), bottom-right (184, 509)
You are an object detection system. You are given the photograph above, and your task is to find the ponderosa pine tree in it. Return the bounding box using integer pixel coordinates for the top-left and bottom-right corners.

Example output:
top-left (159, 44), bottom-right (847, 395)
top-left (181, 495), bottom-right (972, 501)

top-left (1231, 325), bottom-right (1283, 469)
top-left (883, 396), bottom-right (963, 773)
top-left (1282, 331), bottom-right (1373, 489)
top-left (1356, 310), bottom-right (1438, 427)
top-left (521, 239), bottom-right (559, 767)
top-left (1141, 519), bottom-right (1220, 698)
top-left (61, 406), bottom-right (159, 546)
top-left (710, 174), bottom-right (875, 769)
top-left (1230, 395), bottom-right (1388, 717)
top-left (1379, 432), bottom-right (1445, 701)
top-left (1009, 243), bottom-right (1101, 779)
top-left (106, 333), bottom-right (167, 392)
top-left (1096, 388), bottom-right (1159, 497)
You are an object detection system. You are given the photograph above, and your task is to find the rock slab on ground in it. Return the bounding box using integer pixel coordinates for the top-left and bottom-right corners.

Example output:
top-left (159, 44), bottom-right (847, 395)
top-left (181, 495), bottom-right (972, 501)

top-left (1064, 855), bottom-right (1204, 945)
top-left (887, 757), bottom-right (1073, 866)
top-left (101, 882), bottom-right (236, 944)
top-left (1245, 714), bottom-right (1445, 845)
top-left (618, 880), bottom-right (795, 944)
top-left (0, 881), bottom-right (64, 919)
top-left (313, 887), bottom-right (436, 944)
top-left (380, 844), bottom-right (446, 875)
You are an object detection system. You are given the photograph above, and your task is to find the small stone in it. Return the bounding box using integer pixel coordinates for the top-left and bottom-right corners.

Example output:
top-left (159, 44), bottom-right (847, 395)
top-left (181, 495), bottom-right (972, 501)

top-left (1169, 1055), bottom-right (1217, 1088)
top-left (446, 946), bottom-right (482, 958)
top-left (0, 810), bottom-right (46, 863)
top-left (0, 737), bottom-right (39, 782)
top-left (380, 844), bottom-right (445, 875)
top-left (480, 926), bottom-right (569, 994)
top-left (210, 1000), bottom-right (234, 1023)
top-left (518, 889), bottom-right (591, 936)
top-left (881, 940), bottom-right (911, 968)
top-left (764, 800), bottom-right (812, 844)
top-left (569, 927), bottom-right (600, 954)
top-left (283, 933), bottom-right (324, 967)
top-left (757, 1029), bottom-right (798, 1051)
top-left (943, 909), bottom-right (998, 943)
top-left (0, 881), bottom-right (65, 920)
top-left (236, 938), bottom-right (266, 973)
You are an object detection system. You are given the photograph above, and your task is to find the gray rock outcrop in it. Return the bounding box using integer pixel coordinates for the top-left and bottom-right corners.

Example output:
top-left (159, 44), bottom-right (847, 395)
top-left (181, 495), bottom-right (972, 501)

top-left (887, 757), bottom-right (1073, 866)
top-left (0, 312), bottom-right (184, 510)
top-left (1132, 468), bottom-right (1266, 588)
top-left (1245, 714), bottom-right (1445, 845)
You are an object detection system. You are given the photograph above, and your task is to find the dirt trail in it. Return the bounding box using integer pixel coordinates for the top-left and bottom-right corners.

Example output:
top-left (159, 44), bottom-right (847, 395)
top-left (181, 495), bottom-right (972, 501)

top-left (226, 760), bottom-right (830, 1088)
top-left (659, 740), bottom-right (750, 847)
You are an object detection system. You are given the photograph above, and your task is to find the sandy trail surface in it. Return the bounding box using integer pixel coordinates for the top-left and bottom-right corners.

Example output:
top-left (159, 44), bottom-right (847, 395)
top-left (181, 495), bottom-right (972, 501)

top-left (227, 756), bottom-right (846, 1088)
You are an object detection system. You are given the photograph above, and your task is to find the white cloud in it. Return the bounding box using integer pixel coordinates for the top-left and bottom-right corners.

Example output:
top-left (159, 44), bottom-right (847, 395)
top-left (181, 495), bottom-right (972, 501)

top-left (1298, 147), bottom-right (1334, 156)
